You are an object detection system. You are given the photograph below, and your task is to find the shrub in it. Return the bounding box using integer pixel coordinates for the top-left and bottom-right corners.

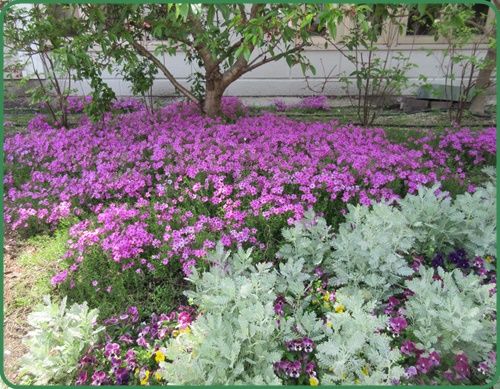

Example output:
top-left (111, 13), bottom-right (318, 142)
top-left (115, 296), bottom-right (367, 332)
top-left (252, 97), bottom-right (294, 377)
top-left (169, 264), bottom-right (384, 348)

top-left (277, 209), bottom-right (334, 273)
top-left (18, 296), bottom-right (103, 385)
top-left (328, 202), bottom-right (414, 299)
top-left (158, 244), bottom-right (283, 384)
top-left (326, 171), bottom-right (496, 298)
top-left (452, 167), bottom-right (496, 257)
top-left (404, 267), bottom-right (495, 363)
top-left (316, 289), bottom-right (404, 385)
top-left (398, 167), bottom-right (496, 257)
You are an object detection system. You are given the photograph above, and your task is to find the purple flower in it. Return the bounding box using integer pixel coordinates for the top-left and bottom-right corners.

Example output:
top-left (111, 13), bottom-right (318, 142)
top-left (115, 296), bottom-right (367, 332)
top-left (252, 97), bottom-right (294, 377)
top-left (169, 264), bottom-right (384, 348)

top-left (104, 342), bottom-right (120, 358)
top-left (388, 316), bottom-right (408, 334)
top-left (384, 296), bottom-right (400, 314)
top-left (137, 336), bottom-right (149, 348)
top-left (302, 338), bottom-right (315, 353)
top-left (431, 253), bottom-right (445, 268)
top-left (305, 361), bottom-right (316, 376)
top-left (114, 367), bottom-right (129, 385)
top-left (119, 333), bottom-right (134, 344)
top-left (314, 267), bottom-right (324, 278)
top-left (454, 353), bottom-right (470, 379)
top-left (124, 349), bottom-right (137, 367)
top-left (79, 354), bottom-right (96, 366)
top-left (50, 270), bottom-right (68, 286)
top-left (286, 339), bottom-right (303, 352)
top-left (477, 361), bottom-right (489, 374)
top-left (443, 370), bottom-right (454, 382)
top-left (297, 96), bottom-right (329, 111)
top-left (91, 371), bottom-right (107, 385)
top-left (411, 256), bottom-right (424, 271)
top-left (428, 351), bottom-right (440, 367)
top-left (273, 360), bottom-right (289, 374)
top-left (177, 311), bottom-right (192, 328)
top-left (400, 340), bottom-right (416, 355)
top-left (274, 296), bottom-right (286, 317)
top-left (404, 366), bottom-right (418, 378)
top-left (75, 371), bottom-right (88, 385)
top-left (286, 361), bottom-right (302, 378)
top-left (416, 357), bottom-right (433, 374)
top-left (448, 249), bottom-right (470, 269)
top-left (128, 306), bottom-right (139, 322)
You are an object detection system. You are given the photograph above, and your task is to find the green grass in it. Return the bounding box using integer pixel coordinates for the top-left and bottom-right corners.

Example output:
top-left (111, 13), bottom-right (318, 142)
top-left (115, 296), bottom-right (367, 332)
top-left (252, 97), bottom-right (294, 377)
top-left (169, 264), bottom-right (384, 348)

top-left (8, 227), bottom-right (69, 312)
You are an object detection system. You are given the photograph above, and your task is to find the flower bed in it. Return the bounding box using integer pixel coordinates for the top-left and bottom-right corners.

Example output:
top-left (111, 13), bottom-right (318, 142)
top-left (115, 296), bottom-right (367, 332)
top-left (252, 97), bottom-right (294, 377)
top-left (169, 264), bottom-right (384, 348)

top-left (5, 99), bottom-right (497, 386)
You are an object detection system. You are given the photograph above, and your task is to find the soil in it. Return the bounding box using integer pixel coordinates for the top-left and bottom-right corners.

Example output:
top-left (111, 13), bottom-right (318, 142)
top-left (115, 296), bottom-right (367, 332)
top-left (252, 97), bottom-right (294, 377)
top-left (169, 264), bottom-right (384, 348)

top-left (3, 234), bottom-right (29, 385)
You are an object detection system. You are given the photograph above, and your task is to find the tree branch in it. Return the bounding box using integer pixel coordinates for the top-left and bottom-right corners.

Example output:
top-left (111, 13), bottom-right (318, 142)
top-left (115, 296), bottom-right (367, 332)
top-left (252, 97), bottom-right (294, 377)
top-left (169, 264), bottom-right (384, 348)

top-left (221, 44), bottom-right (307, 88)
top-left (188, 13), bottom-right (219, 74)
top-left (238, 4), bottom-right (247, 23)
top-left (220, 4), bottom-right (266, 86)
top-left (205, 37), bottom-right (245, 79)
top-left (131, 40), bottom-right (198, 103)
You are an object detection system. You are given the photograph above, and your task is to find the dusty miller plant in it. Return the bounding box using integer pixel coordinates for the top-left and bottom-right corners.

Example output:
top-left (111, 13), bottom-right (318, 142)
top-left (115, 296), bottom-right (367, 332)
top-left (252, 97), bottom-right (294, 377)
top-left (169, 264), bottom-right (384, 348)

top-left (316, 288), bottom-right (404, 385)
top-left (159, 243), bottom-right (283, 385)
top-left (328, 202), bottom-right (414, 300)
top-left (404, 266), bottom-right (495, 363)
top-left (18, 296), bottom-right (103, 385)
top-left (398, 184), bottom-right (464, 256)
top-left (277, 208), bottom-right (334, 274)
top-left (451, 168), bottom-right (496, 257)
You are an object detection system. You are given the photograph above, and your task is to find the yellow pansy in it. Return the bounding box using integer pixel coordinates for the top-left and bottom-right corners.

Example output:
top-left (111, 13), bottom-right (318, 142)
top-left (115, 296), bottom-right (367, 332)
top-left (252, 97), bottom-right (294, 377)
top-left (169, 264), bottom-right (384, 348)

top-left (154, 372), bottom-right (162, 381)
top-left (155, 350), bottom-right (166, 363)
top-left (334, 303), bottom-right (345, 313)
top-left (485, 255), bottom-right (493, 263)
top-left (309, 376), bottom-right (320, 386)
top-left (140, 370), bottom-right (150, 385)
top-left (323, 291), bottom-right (331, 302)
top-left (326, 321), bottom-right (333, 328)
top-left (361, 366), bottom-right (369, 376)
top-left (173, 326), bottom-right (191, 337)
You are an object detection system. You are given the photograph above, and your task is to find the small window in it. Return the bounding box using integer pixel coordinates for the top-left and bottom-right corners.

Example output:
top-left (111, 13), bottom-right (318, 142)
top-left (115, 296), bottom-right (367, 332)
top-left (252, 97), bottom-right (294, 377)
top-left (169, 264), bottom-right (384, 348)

top-left (406, 5), bottom-right (442, 36)
top-left (469, 3), bottom-right (490, 28)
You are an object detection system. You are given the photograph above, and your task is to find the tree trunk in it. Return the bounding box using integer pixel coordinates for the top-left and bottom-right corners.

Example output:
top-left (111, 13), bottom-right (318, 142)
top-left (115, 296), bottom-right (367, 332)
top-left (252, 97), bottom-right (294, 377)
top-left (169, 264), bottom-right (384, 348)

top-left (469, 0), bottom-right (498, 116)
top-left (203, 79), bottom-right (225, 117)
top-left (469, 44), bottom-right (496, 116)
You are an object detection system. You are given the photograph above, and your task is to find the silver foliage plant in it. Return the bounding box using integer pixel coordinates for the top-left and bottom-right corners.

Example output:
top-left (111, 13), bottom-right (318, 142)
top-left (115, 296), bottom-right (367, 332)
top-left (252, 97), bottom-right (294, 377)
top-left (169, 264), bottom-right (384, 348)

top-left (327, 169), bottom-right (496, 298)
top-left (159, 244), bottom-right (283, 385)
top-left (404, 266), bottom-right (496, 363)
top-left (277, 208), bottom-right (334, 274)
top-left (316, 289), bottom-right (404, 385)
top-left (18, 296), bottom-right (103, 385)
top-left (329, 201), bottom-right (414, 300)
top-left (159, 242), bottom-right (405, 385)
top-left (451, 167), bottom-right (496, 257)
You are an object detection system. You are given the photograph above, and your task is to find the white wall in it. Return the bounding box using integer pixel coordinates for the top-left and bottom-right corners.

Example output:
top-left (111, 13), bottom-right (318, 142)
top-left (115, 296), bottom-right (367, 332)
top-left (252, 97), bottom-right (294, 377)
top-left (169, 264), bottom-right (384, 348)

top-left (12, 44), bottom-right (494, 97)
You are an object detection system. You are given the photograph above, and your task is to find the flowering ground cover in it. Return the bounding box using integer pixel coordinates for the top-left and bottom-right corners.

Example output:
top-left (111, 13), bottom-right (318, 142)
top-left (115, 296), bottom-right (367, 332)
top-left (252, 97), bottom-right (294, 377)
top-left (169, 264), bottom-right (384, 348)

top-left (4, 97), bottom-right (497, 385)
